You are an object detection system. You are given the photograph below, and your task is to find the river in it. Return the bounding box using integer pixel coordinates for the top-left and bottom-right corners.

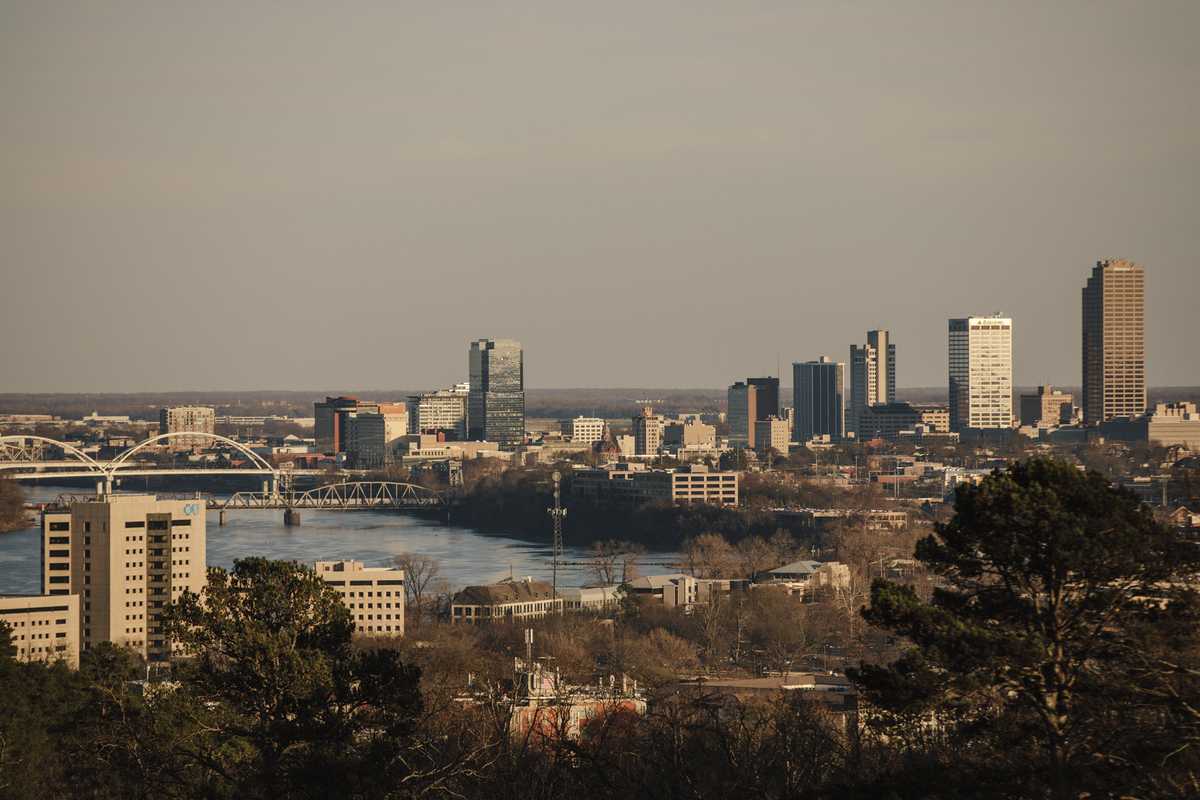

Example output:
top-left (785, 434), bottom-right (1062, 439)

top-left (0, 486), bottom-right (677, 595)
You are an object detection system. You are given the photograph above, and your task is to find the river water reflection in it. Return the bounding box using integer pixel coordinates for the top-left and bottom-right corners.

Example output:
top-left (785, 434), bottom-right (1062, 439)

top-left (0, 486), bottom-right (679, 595)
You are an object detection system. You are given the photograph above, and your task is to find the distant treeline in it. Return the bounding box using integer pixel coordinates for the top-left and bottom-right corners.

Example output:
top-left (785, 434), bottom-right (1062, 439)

top-left (447, 466), bottom-right (816, 551)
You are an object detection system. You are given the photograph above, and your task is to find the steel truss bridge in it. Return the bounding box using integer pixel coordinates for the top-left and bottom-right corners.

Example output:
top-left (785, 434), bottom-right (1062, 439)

top-left (219, 481), bottom-right (443, 510)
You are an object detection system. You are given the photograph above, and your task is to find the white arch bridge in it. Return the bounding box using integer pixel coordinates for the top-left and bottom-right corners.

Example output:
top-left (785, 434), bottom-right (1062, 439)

top-left (0, 434), bottom-right (446, 517)
top-left (0, 432), bottom-right (315, 493)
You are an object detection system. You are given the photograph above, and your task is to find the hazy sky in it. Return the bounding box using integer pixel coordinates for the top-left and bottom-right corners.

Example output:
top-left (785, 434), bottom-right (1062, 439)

top-left (2, 1), bottom-right (1197, 393)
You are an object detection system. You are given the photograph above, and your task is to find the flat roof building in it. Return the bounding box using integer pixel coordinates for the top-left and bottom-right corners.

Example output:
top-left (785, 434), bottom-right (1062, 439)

top-left (850, 330), bottom-right (896, 436)
top-left (948, 315), bottom-right (1013, 432)
top-left (0, 594), bottom-right (80, 668)
top-left (1083, 259), bottom-right (1146, 424)
top-left (346, 403), bottom-right (409, 469)
top-left (1019, 386), bottom-right (1074, 428)
top-left (314, 396), bottom-right (365, 454)
top-left (755, 416), bottom-right (791, 455)
top-left (314, 560), bottom-right (405, 637)
top-left (856, 403), bottom-right (921, 442)
top-left (42, 494), bottom-right (206, 661)
top-left (572, 463), bottom-right (739, 507)
top-left (563, 416), bottom-right (606, 446)
top-left (727, 381), bottom-right (758, 450)
top-left (793, 358), bottom-right (845, 443)
top-left (468, 339), bottom-right (525, 447)
top-left (408, 384), bottom-right (469, 440)
top-left (1147, 402), bottom-right (1200, 451)
top-left (158, 406), bottom-right (215, 448)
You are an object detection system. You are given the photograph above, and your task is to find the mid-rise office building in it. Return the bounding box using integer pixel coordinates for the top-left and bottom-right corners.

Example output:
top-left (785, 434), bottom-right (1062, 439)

top-left (346, 403), bottom-right (409, 469)
top-left (728, 376), bottom-right (779, 449)
top-left (747, 377), bottom-right (780, 421)
top-left (468, 339), bottom-right (525, 447)
top-left (948, 315), bottom-right (1013, 432)
top-left (632, 407), bottom-right (665, 456)
top-left (41, 494), bottom-right (206, 661)
top-left (314, 396), bottom-right (368, 454)
top-left (849, 330), bottom-right (896, 435)
top-left (1082, 259), bottom-right (1146, 424)
top-left (314, 560), bottom-right (405, 637)
top-left (563, 416), bottom-right (606, 446)
top-left (407, 384), bottom-right (469, 440)
top-left (913, 404), bottom-right (951, 433)
top-left (1019, 386), bottom-right (1074, 428)
top-left (793, 357), bottom-right (845, 442)
top-left (755, 416), bottom-right (791, 454)
top-left (0, 594), bottom-right (80, 668)
top-left (727, 381), bottom-right (758, 450)
top-left (158, 406), bottom-right (215, 447)
top-left (856, 403), bottom-right (921, 442)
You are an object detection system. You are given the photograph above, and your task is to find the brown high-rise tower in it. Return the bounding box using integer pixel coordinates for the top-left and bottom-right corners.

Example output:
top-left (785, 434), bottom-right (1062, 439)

top-left (1082, 259), bottom-right (1145, 424)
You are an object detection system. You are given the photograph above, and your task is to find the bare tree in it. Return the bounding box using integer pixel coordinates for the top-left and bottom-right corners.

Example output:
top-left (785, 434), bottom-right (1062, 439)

top-left (589, 540), bottom-right (645, 585)
top-left (0, 478), bottom-right (26, 533)
top-left (735, 536), bottom-right (777, 579)
top-left (393, 552), bottom-right (442, 626)
top-left (683, 532), bottom-right (738, 578)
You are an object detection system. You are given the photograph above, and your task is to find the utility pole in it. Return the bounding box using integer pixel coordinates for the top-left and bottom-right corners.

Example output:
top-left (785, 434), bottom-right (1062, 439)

top-left (548, 470), bottom-right (567, 605)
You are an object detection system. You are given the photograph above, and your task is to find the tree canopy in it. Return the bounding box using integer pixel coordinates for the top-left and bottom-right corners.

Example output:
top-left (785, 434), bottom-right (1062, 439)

top-left (854, 457), bottom-right (1200, 798)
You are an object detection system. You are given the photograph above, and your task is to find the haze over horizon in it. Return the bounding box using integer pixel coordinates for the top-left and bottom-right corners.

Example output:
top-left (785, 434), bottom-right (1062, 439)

top-left (2, 1), bottom-right (1197, 394)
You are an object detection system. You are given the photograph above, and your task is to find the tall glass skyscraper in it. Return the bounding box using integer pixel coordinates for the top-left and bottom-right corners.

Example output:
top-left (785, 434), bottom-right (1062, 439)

top-left (793, 357), bottom-right (845, 442)
top-left (468, 339), bottom-right (525, 447)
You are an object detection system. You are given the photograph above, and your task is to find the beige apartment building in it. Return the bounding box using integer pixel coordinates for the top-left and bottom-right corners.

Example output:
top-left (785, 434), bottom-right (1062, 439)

top-left (158, 405), bottom-right (216, 447)
top-left (0, 594), bottom-right (80, 668)
top-left (314, 560), bottom-right (405, 636)
top-left (1082, 259), bottom-right (1146, 424)
top-left (42, 494), bottom-right (206, 661)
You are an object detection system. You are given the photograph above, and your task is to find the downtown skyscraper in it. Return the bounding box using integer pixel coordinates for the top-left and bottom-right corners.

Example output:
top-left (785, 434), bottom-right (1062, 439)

top-left (468, 339), bottom-right (525, 447)
top-left (948, 315), bottom-right (1013, 432)
top-left (1082, 259), bottom-right (1146, 424)
top-left (849, 329), bottom-right (895, 435)
top-left (793, 357), bottom-right (845, 443)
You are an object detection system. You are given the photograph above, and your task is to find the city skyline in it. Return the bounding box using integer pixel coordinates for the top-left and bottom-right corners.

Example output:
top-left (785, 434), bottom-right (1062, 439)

top-left (2, 3), bottom-right (1197, 393)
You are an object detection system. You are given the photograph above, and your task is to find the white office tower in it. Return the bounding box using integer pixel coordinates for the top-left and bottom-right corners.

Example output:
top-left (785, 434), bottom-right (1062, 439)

top-left (948, 315), bottom-right (1013, 432)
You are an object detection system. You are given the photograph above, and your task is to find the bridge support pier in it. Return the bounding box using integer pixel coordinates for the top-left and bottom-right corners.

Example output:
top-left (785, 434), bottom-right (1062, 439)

top-left (218, 510), bottom-right (225, 527)
top-left (283, 508), bottom-right (301, 527)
